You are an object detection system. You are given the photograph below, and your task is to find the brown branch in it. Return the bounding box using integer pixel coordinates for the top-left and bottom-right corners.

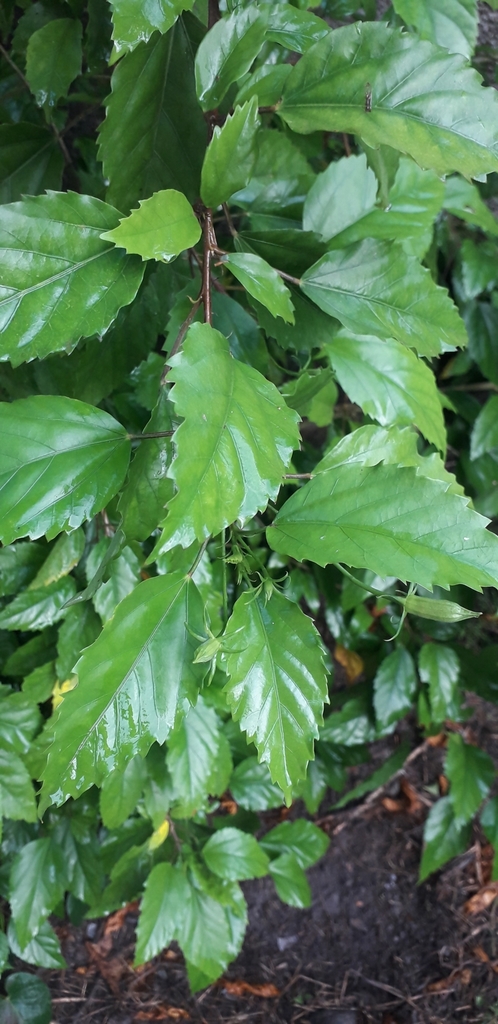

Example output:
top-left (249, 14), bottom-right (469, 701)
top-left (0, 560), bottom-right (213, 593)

top-left (202, 209), bottom-right (218, 325)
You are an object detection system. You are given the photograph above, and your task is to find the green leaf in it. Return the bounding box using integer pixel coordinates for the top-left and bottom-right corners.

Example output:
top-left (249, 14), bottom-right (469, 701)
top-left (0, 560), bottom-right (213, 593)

top-left (419, 644), bottom-right (461, 723)
top-left (135, 862), bottom-right (190, 965)
top-left (325, 333), bottom-right (446, 451)
top-left (154, 323), bottom-right (299, 553)
top-left (320, 696), bottom-right (376, 746)
top-left (465, 302), bottom-right (498, 386)
top-left (101, 189), bottom-right (201, 263)
top-left (195, 6), bottom-right (268, 111)
top-left (200, 98), bottom-right (260, 210)
top-left (304, 153), bottom-right (378, 243)
top-left (392, 0), bottom-right (477, 57)
top-left (279, 22), bottom-right (498, 179)
top-left (4, 632), bottom-right (58, 681)
top-left (0, 974), bottom-right (51, 1024)
top-left (268, 852), bottom-right (311, 908)
top-left (202, 827), bottom-right (269, 881)
top-left (268, 461), bottom-right (498, 591)
top-left (119, 391), bottom-right (175, 543)
top-left (167, 697), bottom-right (230, 816)
top-left (260, 819), bottom-right (329, 868)
top-left (0, 192), bottom-right (144, 366)
top-left (471, 395), bottom-right (498, 459)
top-left (265, 4), bottom-right (328, 53)
top-left (229, 756), bottom-right (285, 810)
top-left (0, 124), bottom-right (62, 203)
top-left (0, 579), bottom-right (75, 632)
top-left (40, 573), bottom-right (205, 809)
top-left (445, 733), bottom-right (494, 825)
top-left (223, 589), bottom-right (328, 801)
top-left (23, 662), bottom-right (56, 704)
top-left (0, 749), bottom-right (37, 822)
top-left (91, 544), bottom-right (141, 623)
top-left (301, 240), bottom-right (466, 358)
top-left (100, 755), bottom-right (146, 829)
top-left (109, 0), bottom-right (195, 56)
top-left (459, 239), bottom-right (498, 300)
top-left (7, 921), bottom-right (66, 970)
top-left (419, 796), bottom-right (471, 880)
top-left (29, 530), bottom-right (85, 589)
top-left (0, 934), bottom-right (7, 975)
top-left (0, 693), bottom-right (42, 755)
top-left (443, 176), bottom-right (498, 235)
top-left (223, 253), bottom-right (294, 323)
top-left (211, 291), bottom-right (267, 371)
top-left (236, 63), bottom-right (292, 108)
top-left (250, 285), bottom-right (335, 353)
top-left (56, 603), bottom-right (101, 682)
top-left (481, 797), bottom-right (498, 879)
top-left (334, 742), bottom-right (410, 808)
top-left (0, 396), bottom-right (131, 544)
top-left (99, 19), bottom-right (206, 212)
top-left (26, 19), bottom-right (82, 108)
top-left (9, 838), bottom-right (67, 948)
top-left (232, 127), bottom-right (315, 212)
top-left (0, 543), bottom-right (46, 598)
top-left (179, 871), bottom-right (247, 982)
top-left (373, 648), bottom-right (417, 729)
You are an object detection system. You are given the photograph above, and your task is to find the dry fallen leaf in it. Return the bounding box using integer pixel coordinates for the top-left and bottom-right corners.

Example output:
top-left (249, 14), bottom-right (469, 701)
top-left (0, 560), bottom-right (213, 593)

top-left (134, 1009), bottom-right (190, 1021)
top-left (220, 980), bottom-right (280, 998)
top-left (334, 644), bottom-right (364, 684)
top-left (86, 945), bottom-right (130, 995)
top-left (426, 733), bottom-right (446, 748)
top-left (382, 779), bottom-right (424, 816)
top-left (219, 796), bottom-right (238, 815)
top-left (103, 900), bottom-right (140, 936)
top-left (472, 945), bottom-right (498, 973)
top-left (426, 967), bottom-right (472, 993)
top-left (438, 774), bottom-right (449, 796)
top-left (464, 882), bottom-right (498, 915)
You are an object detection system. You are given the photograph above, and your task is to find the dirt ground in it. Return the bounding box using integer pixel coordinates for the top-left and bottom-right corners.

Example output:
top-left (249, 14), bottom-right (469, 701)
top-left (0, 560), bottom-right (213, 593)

top-left (33, 698), bottom-right (498, 1024)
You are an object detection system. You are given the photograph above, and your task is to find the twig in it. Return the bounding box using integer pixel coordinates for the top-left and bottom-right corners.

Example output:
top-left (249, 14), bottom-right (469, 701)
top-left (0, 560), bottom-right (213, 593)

top-left (350, 971), bottom-right (422, 1010)
top-left (223, 202), bottom-right (238, 238)
top-left (275, 268), bottom-right (302, 286)
top-left (127, 430), bottom-right (175, 440)
top-left (342, 133), bottom-right (352, 156)
top-left (285, 473), bottom-right (313, 480)
top-left (160, 295), bottom-right (203, 383)
top-left (202, 209), bottom-right (218, 325)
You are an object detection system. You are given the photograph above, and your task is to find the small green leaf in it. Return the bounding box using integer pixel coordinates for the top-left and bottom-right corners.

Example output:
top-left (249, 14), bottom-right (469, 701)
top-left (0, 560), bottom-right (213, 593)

top-left (91, 544), bottom-right (141, 624)
top-left (373, 648), bottom-right (417, 729)
top-left (29, 530), bottom-right (85, 589)
top-left (279, 22), bottom-right (498, 179)
top-left (229, 756), bottom-right (285, 810)
top-left (202, 827), bottom-right (269, 881)
top-left (178, 871), bottom-right (246, 983)
top-left (109, 0), bottom-right (195, 56)
top-left (471, 395), bottom-right (498, 459)
top-left (0, 124), bottom-right (62, 203)
top-left (301, 240), bottom-right (467, 358)
top-left (0, 543), bottom-right (46, 598)
top-left (325, 333), bottom-right (446, 451)
top-left (9, 838), bottom-right (67, 948)
top-left (101, 189), bottom-right (201, 263)
top-left (419, 796), bottom-right (471, 880)
top-left (266, 4), bottom-right (328, 52)
top-left (100, 755), bottom-right (146, 829)
top-left (40, 573), bottom-right (205, 810)
top-left (0, 192), bottom-right (144, 366)
top-left (135, 862), bottom-right (190, 966)
top-left (303, 152), bottom-right (378, 243)
top-left (444, 176), bottom-right (498, 236)
top-left (445, 733), bottom-right (494, 825)
top-left (55, 603), bottom-right (101, 683)
top-left (260, 819), bottom-right (329, 868)
top-left (195, 6), bottom-right (268, 111)
top-left (0, 578), bottom-right (75, 632)
top-left (0, 693), bottom-right (41, 754)
top-left (268, 852), bottom-right (311, 908)
top-left (320, 695), bottom-right (376, 746)
top-left (0, 749), bottom-right (37, 822)
top-left (0, 396), bottom-right (131, 544)
top-left (23, 662), bottom-right (56, 704)
top-left (119, 390), bottom-right (175, 543)
top-left (7, 921), bottom-right (66, 970)
top-left (224, 589), bottom-right (328, 801)
top-left (392, 0), bottom-right (477, 58)
top-left (167, 698), bottom-right (230, 816)
top-left (223, 252), bottom-right (294, 324)
top-left (236, 64), bottom-right (292, 107)
top-left (154, 323), bottom-right (299, 553)
top-left (459, 239), bottom-right (498, 300)
top-left (268, 461), bottom-right (498, 592)
top-left (419, 643), bottom-right (462, 721)
top-left (200, 98), bottom-right (260, 210)
top-left (0, 974), bottom-right (51, 1024)
top-left (26, 19), bottom-right (82, 108)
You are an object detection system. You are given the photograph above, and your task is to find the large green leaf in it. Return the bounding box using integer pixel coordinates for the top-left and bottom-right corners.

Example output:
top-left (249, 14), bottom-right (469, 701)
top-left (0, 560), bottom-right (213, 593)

top-left (0, 749), bottom-right (37, 822)
top-left (202, 827), bottom-right (269, 881)
top-left (39, 572), bottom-right (205, 810)
top-left (223, 589), bottom-right (328, 801)
top-left (200, 98), bottom-right (260, 210)
top-left (99, 18), bottom-right (206, 212)
top-left (279, 22), bottom-right (498, 179)
top-left (445, 733), bottom-right (494, 825)
top-left (223, 253), bottom-right (295, 324)
top-left (0, 192), bottom-right (144, 366)
top-left (119, 390), bottom-right (175, 543)
top-left (167, 698), bottom-right (231, 816)
top-left (373, 647), bottom-right (417, 729)
top-left (301, 240), bottom-right (467, 358)
top-left (0, 396), bottom-right (130, 544)
top-left (195, 6), bottom-right (268, 111)
top-left (25, 19), bottom-right (82, 108)
top-left (303, 153), bottom-right (378, 243)
top-left (268, 462), bottom-right (498, 591)
top-left (178, 871), bottom-right (247, 983)
top-left (392, 0), bottom-right (477, 57)
top-left (109, 0), bottom-right (195, 56)
top-left (0, 578), bottom-right (75, 632)
top-left (0, 124), bottom-right (62, 203)
top-left (9, 838), bottom-right (67, 948)
top-left (325, 333), bottom-right (445, 451)
top-left (101, 189), bottom-right (201, 263)
top-left (155, 323), bottom-right (299, 553)
top-left (135, 862), bottom-right (190, 965)
top-left (419, 796), bottom-right (471, 880)
top-left (419, 643), bottom-right (461, 722)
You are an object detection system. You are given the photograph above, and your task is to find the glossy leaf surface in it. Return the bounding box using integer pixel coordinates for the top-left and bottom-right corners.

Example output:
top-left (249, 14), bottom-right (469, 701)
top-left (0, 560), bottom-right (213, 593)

top-left (223, 253), bottom-right (294, 324)
top-left (446, 733), bottom-right (494, 824)
top-left (0, 124), bottom-right (62, 203)
top-left (119, 390), bottom-right (175, 542)
top-left (0, 192), bottom-right (144, 366)
top-left (167, 698), bottom-right (229, 816)
top-left (0, 396), bottom-right (130, 544)
top-left (301, 240), bottom-right (467, 358)
top-left (135, 862), bottom-right (189, 965)
top-left (471, 395), bottom-right (498, 459)
top-left (419, 796), bottom-right (471, 880)
top-left (109, 0), bottom-right (195, 56)
top-left (0, 578), bottom-right (75, 632)
top-left (40, 573), bottom-right (205, 809)
top-left (195, 6), bottom-right (268, 110)
top-left (279, 23), bottom-right (498, 179)
top-left (201, 98), bottom-right (260, 210)
top-left (156, 323), bottom-right (299, 552)
top-left (392, 0), bottom-right (477, 57)
top-left (260, 819), bottom-right (329, 868)
top-left (419, 643), bottom-right (461, 722)
top-left (268, 463), bottom-right (498, 591)
top-left (0, 973), bottom-right (51, 1024)
top-left (10, 838), bottom-right (67, 948)
top-left (101, 189), bottom-right (201, 263)
top-left (202, 827), bottom-right (269, 881)
top-left (224, 589), bottom-right (328, 801)
top-left (26, 19), bottom-right (82, 108)
top-left (373, 647), bottom-right (417, 729)
top-left (268, 852), bottom-right (311, 908)
top-left (266, 4), bottom-right (328, 52)
top-left (0, 749), bottom-right (37, 822)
